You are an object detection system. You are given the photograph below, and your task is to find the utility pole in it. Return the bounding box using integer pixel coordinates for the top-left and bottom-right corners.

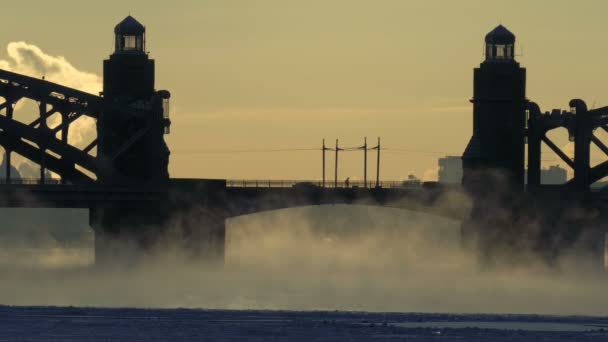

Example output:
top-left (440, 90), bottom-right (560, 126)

top-left (322, 139), bottom-right (326, 187)
top-left (376, 137), bottom-right (381, 188)
top-left (363, 137), bottom-right (368, 188)
top-left (335, 139), bottom-right (339, 188)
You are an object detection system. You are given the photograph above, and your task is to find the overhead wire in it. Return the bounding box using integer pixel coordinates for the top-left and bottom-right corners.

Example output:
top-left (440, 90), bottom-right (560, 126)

top-left (174, 148), bottom-right (319, 154)
top-left (174, 146), bottom-right (465, 156)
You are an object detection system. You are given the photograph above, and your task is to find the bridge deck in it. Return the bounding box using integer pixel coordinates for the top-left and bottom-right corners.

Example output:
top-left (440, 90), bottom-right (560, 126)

top-left (226, 179), bottom-right (416, 189)
top-left (0, 179), bottom-right (468, 220)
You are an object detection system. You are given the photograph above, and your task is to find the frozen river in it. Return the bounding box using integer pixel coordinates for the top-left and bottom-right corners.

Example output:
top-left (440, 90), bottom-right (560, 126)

top-left (2, 306), bottom-right (608, 341)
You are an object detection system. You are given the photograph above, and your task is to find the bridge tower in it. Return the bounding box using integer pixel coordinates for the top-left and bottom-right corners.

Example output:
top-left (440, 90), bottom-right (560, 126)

top-left (461, 26), bottom-right (528, 264)
top-left (462, 25), bottom-right (527, 188)
top-left (99, 15), bottom-right (170, 185)
top-left (92, 16), bottom-right (172, 265)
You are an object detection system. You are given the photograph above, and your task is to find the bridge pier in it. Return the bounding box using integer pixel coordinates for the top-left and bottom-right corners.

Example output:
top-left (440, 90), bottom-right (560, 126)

top-left (164, 205), bottom-right (226, 263)
top-left (165, 179), bottom-right (229, 264)
top-left (89, 204), bottom-right (167, 266)
top-left (90, 204), bottom-right (227, 266)
top-left (89, 180), bottom-right (229, 267)
top-left (462, 180), bottom-right (607, 271)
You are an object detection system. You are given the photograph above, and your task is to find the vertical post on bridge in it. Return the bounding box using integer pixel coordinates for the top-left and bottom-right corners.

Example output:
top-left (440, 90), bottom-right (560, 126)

top-left (60, 112), bottom-right (69, 185)
top-left (526, 105), bottom-right (542, 189)
top-left (572, 100), bottom-right (591, 188)
top-left (363, 137), bottom-right (368, 188)
top-left (322, 139), bottom-right (326, 188)
top-left (39, 100), bottom-right (47, 185)
top-left (5, 99), bottom-right (13, 184)
top-left (376, 137), bottom-right (381, 188)
top-left (335, 139), bottom-right (339, 188)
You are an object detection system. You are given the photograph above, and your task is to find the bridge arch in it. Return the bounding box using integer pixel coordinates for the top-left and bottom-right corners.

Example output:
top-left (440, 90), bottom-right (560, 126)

top-left (226, 203), bottom-right (466, 222)
top-left (222, 186), bottom-right (470, 222)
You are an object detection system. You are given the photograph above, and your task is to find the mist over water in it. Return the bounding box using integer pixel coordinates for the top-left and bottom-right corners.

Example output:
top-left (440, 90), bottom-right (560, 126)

top-left (0, 205), bottom-right (606, 316)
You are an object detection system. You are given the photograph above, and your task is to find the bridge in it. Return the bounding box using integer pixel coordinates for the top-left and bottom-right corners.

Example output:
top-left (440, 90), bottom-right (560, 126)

top-left (0, 176), bottom-right (468, 261)
top-left (0, 19), bottom-right (606, 267)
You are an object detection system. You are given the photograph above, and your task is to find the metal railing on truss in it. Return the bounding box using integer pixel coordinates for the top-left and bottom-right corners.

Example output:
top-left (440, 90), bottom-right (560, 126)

top-left (226, 179), bottom-right (423, 189)
top-left (0, 178), bottom-right (63, 185)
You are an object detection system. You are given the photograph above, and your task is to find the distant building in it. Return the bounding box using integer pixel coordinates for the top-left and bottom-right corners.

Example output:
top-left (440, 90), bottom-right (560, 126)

top-left (438, 156), bottom-right (463, 184)
top-left (437, 156), bottom-right (566, 185)
top-left (540, 165), bottom-right (567, 184)
top-left (401, 174), bottom-right (422, 188)
top-left (523, 164), bottom-right (567, 185)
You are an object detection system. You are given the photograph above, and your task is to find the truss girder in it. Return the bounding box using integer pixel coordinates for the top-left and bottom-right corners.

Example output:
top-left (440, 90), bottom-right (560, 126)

top-left (0, 114), bottom-right (98, 173)
top-left (0, 131), bottom-right (92, 183)
top-left (0, 68), bottom-right (161, 183)
top-left (529, 100), bottom-right (608, 188)
top-left (0, 68), bottom-right (147, 120)
top-left (540, 135), bottom-right (575, 168)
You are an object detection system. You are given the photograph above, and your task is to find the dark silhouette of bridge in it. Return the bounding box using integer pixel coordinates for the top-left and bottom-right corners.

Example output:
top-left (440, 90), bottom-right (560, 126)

top-left (0, 19), bottom-right (606, 267)
top-left (0, 16), bottom-right (469, 264)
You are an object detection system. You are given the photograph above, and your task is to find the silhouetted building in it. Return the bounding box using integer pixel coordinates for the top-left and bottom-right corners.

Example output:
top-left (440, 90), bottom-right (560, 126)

top-left (438, 156), bottom-right (462, 184)
top-left (460, 25), bottom-right (528, 260)
top-left (462, 25), bottom-right (527, 189)
top-left (401, 174), bottom-right (422, 188)
top-left (99, 15), bottom-right (171, 185)
top-left (523, 164), bottom-right (568, 185)
top-left (541, 165), bottom-right (567, 184)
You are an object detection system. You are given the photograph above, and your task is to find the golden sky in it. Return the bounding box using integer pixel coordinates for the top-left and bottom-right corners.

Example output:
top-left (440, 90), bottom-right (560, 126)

top-left (1, 0), bottom-right (607, 181)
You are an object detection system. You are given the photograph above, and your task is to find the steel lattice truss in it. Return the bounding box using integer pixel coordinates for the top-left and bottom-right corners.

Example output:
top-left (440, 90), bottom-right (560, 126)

top-left (528, 99), bottom-right (608, 188)
top-left (0, 69), bottom-right (149, 184)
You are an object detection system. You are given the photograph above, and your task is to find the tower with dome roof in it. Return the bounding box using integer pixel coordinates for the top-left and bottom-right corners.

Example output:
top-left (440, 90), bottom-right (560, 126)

top-left (462, 25), bottom-right (527, 189)
top-left (99, 15), bottom-right (170, 185)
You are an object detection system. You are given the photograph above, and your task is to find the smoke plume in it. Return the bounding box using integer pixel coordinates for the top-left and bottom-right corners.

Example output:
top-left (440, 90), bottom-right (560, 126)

top-left (0, 42), bottom-right (100, 170)
top-left (0, 42), bottom-right (101, 94)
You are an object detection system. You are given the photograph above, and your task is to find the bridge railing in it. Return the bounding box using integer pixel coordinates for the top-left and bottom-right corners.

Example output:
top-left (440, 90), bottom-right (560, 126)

top-left (226, 180), bottom-right (422, 189)
top-left (0, 178), bottom-right (63, 185)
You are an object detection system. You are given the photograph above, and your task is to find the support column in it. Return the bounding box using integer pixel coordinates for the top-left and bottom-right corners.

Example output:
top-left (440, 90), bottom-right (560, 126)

top-left (90, 203), bottom-right (227, 266)
top-left (5, 151), bottom-right (10, 184)
top-left (526, 103), bottom-right (542, 189)
top-left (184, 209), bottom-right (226, 263)
top-left (527, 133), bottom-right (542, 188)
top-left (376, 137), bottom-right (381, 188)
top-left (334, 139), bottom-right (339, 188)
top-left (604, 232), bottom-right (608, 272)
top-left (165, 179), bottom-right (228, 265)
top-left (572, 99), bottom-right (591, 189)
top-left (61, 112), bottom-right (69, 184)
top-left (39, 100), bottom-right (48, 185)
top-left (363, 137), bottom-right (368, 188)
top-left (5, 99), bottom-right (13, 184)
top-left (322, 139), bottom-right (326, 188)
top-left (90, 204), bottom-right (167, 266)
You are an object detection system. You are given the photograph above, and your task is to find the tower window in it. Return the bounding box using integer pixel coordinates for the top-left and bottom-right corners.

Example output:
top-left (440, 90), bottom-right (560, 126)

top-left (485, 43), bottom-right (514, 61)
top-left (116, 34), bottom-right (144, 52)
top-left (124, 36), bottom-right (137, 50)
top-left (496, 44), bottom-right (506, 58)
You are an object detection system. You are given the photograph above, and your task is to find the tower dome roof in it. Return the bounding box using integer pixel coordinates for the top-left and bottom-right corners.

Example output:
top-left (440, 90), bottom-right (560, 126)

top-left (114, 15), bottom-right (145, 35)
top-left (485, 25), bottom-right (515, 44)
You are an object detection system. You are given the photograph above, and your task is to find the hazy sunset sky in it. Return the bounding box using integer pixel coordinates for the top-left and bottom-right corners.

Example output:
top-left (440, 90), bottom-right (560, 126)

top-left (1, 0), bottom-right (607, 181)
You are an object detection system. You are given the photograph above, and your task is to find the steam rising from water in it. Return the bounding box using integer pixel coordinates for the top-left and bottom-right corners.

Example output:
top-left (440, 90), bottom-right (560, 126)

top-left (0, 205), bottom-right (606, 316)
